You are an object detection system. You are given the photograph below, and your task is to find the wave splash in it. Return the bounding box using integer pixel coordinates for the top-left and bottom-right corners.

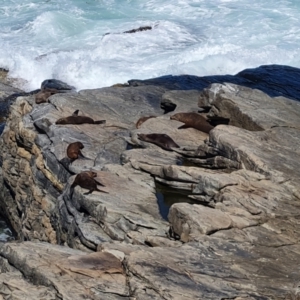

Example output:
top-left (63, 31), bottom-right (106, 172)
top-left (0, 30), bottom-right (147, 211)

top-left (0, 0), bottom-right (300, 91)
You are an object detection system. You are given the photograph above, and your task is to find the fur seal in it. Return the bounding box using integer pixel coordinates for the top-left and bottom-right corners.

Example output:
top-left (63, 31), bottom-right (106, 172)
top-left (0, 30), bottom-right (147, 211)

top-left (137, 133), bottom-right (180, 151)
top-left (56, 110), bottom-right (106, 125)
top-left (135, 116), bottom-right (156, 129)
top-left (67, 142), bottom-right (87, 161)
top-left (35, 88), bottom-right (60, 104)
top-left (71, 171), bottom-right (107, 195)
top-left (170, 112), bottom-right (214, 133)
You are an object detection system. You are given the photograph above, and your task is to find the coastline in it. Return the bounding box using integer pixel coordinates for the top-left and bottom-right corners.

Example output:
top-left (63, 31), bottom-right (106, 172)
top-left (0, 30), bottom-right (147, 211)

top-left (0, 65), bottom-right (300, 298)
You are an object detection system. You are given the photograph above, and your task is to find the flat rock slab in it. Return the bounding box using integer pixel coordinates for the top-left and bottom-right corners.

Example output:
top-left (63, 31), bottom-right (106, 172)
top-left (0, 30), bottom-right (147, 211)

top-left (100, 236), bottom-right (300, 299)
top-left (209, 124), bottom-right (300, 183)
top-left (169, 203), bottom-right (233, 241)
top-left (199, 82), bottom-right (300, 130)
top-left (0, 241), bottom-right (129, 300)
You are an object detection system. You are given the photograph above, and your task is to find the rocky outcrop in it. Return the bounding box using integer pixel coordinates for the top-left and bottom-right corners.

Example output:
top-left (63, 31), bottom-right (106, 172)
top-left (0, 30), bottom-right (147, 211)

top-left (0, 65), bottom-right (300, 299)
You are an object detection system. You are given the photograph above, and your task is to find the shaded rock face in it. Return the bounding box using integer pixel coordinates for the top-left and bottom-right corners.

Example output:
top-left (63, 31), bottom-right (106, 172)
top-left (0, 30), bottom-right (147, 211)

top-left (0, 65), bottom-right (300, 299)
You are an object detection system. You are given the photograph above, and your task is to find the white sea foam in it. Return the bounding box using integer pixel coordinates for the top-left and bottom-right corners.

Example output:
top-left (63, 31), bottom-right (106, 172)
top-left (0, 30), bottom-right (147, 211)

top-left (0, 0), bottom-right (300, 91)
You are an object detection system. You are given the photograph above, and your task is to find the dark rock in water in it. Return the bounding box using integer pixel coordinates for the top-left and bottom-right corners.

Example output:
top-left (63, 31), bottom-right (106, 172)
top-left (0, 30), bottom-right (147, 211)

top-left (41, 79), bottom-right (75, 91)
top-left (236, 64), bottom-right (300, 100)
top-left (124, 26), bottom-right (152, 34)
top-left (129, 64), bottom-right (300, 102)
top-left (104, 25), bottom-right (153, 36)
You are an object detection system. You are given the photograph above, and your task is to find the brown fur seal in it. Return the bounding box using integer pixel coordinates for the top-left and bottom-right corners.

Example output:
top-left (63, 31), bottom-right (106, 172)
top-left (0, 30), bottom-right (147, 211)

top-left (35, 88), bottom-right (60, 104)
top-left (137, 133), bottom-right (180, 151)
top-left (170, 112), bottom-right (214, 133)
top-left (56, 110), bottom-right (106, 125)
top-left (67, 142), bottom-right (86, 160)
top-left (135, 116), bottom-right (156, 129)
top-left (71, 171), bottom-right (107, 195)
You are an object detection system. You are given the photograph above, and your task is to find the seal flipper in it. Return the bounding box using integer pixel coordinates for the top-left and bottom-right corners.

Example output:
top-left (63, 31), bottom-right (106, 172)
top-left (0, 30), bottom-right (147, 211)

top-left (95, 187), bottom-right (109, 194)
top-left (178, 124), bottom-right (190, 129)
top-left (77, 150), bottom-right (92, 160)
top-left (94, 120), bottom-right (106, 124)
top-left (83, 189), bottom-right (93, 195)
top-left (72, 109), bottom-right (80, 116)
top-left (84, 187), bottom-right (108, 195)
top-left (94, 179), bottom-right (105, 187)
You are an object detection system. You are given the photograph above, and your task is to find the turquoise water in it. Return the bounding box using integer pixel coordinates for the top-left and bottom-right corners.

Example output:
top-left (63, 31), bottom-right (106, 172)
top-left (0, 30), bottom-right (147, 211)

top-left (0, 0), bottom-right (300, 91)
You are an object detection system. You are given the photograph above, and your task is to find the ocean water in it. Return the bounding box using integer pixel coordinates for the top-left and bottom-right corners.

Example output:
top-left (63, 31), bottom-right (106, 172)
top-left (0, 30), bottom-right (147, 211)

top-left (0, 0), bottom-right (300, 92)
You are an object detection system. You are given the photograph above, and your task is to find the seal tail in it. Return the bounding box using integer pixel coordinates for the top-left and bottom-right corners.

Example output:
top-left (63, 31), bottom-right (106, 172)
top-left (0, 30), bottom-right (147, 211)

top-left (94, 179), bottom-right (105, 187)
top-left (95, 187), bottom-right (109, 194)
top-left (178, 124), bottom-right (190, 129)
top-left (94, 120), bottom-right (106, 124)
top-left (77, 151), bottom-right (92, 160)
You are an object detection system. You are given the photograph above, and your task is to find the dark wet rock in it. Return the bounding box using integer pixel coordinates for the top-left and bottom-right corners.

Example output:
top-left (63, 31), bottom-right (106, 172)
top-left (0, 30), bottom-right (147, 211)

top-left (41, 79), bottom-right (76, 91)
top-left (105, 25), bottom-right (154, 36)
top-left (129, 64), bottom-right (300, 102)
top-left (124, 26), bottom-right (152, 34)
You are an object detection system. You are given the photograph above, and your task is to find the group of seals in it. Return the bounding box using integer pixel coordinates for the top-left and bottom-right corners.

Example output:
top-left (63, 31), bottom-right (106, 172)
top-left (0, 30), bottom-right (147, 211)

top-left (56, 110), bottom-right (106, 125)
top-left (71, 171), bottom-right (107, 195)
top-left (58, 112), bottom-right (107, 195)
top-left (170, 112), bottom-right (214, 133)
top-left (33, 80), bottom-right (109, 196)
top-left (135, 112), bottom-right (214, 151)
top-left (66, 143), bottom-right (108, 195)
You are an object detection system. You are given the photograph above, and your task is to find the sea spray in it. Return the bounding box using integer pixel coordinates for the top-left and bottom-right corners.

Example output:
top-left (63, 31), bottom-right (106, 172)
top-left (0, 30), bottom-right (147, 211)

top-left (0, 0), bottom-right (300, 91)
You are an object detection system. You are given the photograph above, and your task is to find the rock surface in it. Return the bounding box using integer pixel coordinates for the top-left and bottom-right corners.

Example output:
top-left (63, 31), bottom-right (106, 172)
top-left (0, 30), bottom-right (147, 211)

top-left (0, 64), bottom-right (300, 299)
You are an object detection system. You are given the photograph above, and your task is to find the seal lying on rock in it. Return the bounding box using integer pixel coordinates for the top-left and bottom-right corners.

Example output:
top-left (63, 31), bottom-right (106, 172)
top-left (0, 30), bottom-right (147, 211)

top-left (56, 110), bottom-right (106, 125)
top-left (71, 171), bottom-right (108, 195)
top-left (35, 88), bottom-right (60, 104)
top-left (137, 133), bottom-right (180, 151)
top-left (135, 116), bottom-right (156, 128)
top-left (67, 142), bottom-right (89, 161)
top-left (170, 112), bottom-right (214, 134)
